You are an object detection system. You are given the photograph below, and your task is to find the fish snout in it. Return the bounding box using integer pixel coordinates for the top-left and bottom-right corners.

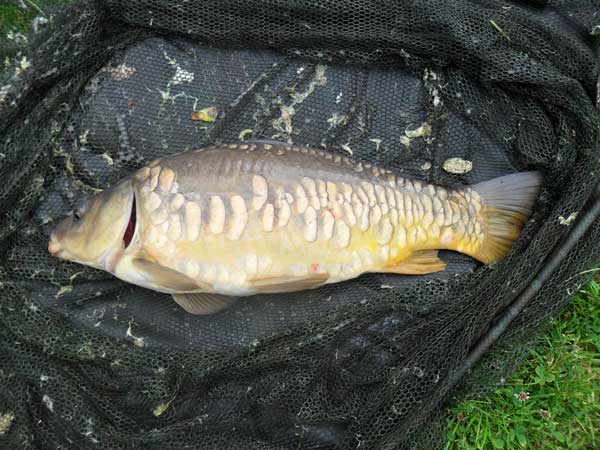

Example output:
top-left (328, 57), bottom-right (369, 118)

top-left (48, 235), bottom-right (63, 258)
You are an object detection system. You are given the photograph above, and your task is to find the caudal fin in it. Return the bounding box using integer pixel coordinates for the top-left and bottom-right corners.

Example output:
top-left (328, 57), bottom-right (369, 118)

top-left (473, 172), bottom-right (542, 264)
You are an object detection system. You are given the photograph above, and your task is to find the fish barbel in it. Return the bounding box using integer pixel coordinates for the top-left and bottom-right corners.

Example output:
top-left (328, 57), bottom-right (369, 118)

top-left (48, 141), bottom-right (541, 314)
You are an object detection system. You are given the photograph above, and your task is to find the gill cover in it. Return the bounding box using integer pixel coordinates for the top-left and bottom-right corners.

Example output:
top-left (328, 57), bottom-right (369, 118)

top-left (48, 179), bottom-right (135, 271)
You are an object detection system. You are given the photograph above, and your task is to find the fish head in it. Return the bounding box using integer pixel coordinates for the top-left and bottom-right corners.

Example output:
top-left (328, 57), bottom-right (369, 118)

top-left (48, 179), bottom-right (136, 271)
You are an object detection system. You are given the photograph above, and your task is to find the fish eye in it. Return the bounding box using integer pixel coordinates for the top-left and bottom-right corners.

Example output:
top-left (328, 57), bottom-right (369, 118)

top-left (72, 199), bottom-right (87, 221)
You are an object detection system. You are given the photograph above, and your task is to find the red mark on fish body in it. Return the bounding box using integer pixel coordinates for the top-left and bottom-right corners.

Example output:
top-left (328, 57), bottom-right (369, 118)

top-left (310, 263), bottom-right (320, 273)
top-left (329, 207), bottom-right (341, 219)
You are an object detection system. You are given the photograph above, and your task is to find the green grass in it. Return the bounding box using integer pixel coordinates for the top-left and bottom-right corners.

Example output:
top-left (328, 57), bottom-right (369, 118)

top-left (0, 4), bottom-right (34, 36)
top-left (3, 2), bottom-right (600, 449)
top-left (0, 0), bottom-right (70, 39)
top-left (447, 278), bottom-right (600, 450)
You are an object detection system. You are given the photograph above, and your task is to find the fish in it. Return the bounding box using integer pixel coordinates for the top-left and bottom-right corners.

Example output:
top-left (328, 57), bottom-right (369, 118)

top-left (47, 141), bottom-right (542, 315)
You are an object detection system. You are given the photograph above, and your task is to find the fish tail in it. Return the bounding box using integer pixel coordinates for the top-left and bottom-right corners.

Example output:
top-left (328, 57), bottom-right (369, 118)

top-left (473, 171), bottom-right (542, 264)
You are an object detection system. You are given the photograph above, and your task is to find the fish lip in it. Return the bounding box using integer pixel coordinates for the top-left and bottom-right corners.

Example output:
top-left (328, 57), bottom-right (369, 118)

top-left (47, 237), bottom-right (63, 258)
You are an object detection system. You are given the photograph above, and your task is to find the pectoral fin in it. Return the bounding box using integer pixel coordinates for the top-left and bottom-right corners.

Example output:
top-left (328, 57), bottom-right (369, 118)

top-left (383, 250), bottom-right (446, 275)
top-left (172, 293), bottom-right (235, 315)
top-left (249, 272), bottom-right (329, 293)
top-left (132, 258), bottom-right (201, 291)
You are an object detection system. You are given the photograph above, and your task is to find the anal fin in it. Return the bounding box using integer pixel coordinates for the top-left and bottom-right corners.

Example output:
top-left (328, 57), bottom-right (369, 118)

top-left (172, 293), bottom-right (235, 315)
top-left (383, 250), bottom-right (446, 275)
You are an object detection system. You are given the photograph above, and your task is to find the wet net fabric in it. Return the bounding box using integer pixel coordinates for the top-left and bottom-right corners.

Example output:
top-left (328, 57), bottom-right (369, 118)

top-left (1, 1), bottom-right (599, 449)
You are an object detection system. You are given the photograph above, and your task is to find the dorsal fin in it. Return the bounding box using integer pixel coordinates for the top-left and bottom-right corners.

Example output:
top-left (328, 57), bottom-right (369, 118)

top-left (243, 139), bottom-right (292, 147)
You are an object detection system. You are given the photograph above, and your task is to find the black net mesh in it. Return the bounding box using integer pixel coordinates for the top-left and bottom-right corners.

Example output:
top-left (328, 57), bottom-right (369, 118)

top-left (1, 1), bottom-right (599, 449)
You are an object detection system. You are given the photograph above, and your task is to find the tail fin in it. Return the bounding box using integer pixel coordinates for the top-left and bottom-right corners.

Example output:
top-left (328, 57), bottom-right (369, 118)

top-left (473, 172), bottom-right (542, 264)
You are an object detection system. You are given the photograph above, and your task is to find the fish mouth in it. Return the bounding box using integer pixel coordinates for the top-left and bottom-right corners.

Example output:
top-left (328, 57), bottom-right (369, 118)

top-left (48, 242), bottom-right (63, 258)
top-left (48, 235), bottom-right (63, 258)
top-left (123, 194), bottom-right (136, 249)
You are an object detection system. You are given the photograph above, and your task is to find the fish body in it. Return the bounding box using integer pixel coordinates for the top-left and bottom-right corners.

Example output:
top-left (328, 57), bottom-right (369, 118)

top-left (48, 141), bottom-right (541, 314)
